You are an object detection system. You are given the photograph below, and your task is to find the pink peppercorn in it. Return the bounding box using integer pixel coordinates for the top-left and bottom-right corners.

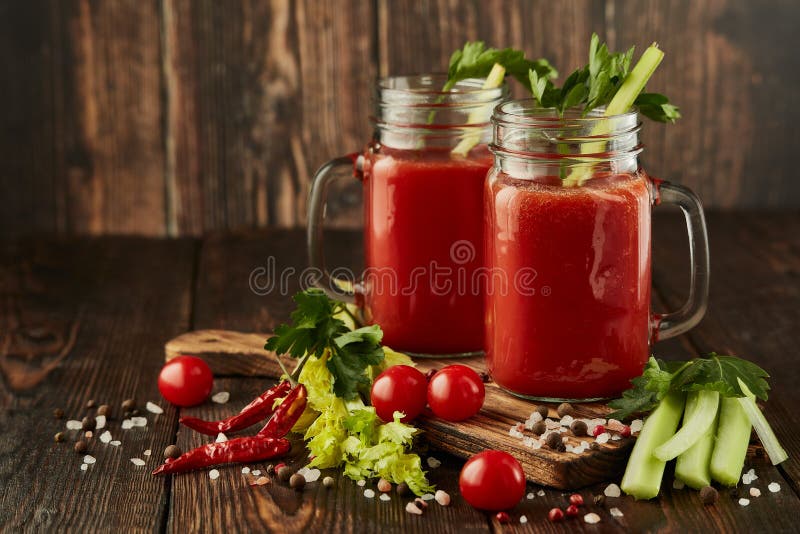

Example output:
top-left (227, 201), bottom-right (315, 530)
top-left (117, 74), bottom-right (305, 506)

top-left (548, 508), bottom-right (564, 522)
top-left (565, 504), bottom-right (580, 517)
top-left (592, 424), bottom-right (606, 437)
top-left (620, 425), bottom-right (632, 437)
top-left (495, 511), bottom-right (510, 524)
top-left (569, 494), bottom-right (584, 506)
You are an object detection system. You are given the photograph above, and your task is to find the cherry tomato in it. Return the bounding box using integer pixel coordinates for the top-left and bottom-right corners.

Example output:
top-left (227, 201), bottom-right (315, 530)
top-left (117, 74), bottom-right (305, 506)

top-left (459, 450), bottom-right (526, 511)
top-left (427, 365), bottom-right (485, 421)
top-left (158, 355), bottom-right (213, 407)
top-left (370, 365), bottom-right (427, 423)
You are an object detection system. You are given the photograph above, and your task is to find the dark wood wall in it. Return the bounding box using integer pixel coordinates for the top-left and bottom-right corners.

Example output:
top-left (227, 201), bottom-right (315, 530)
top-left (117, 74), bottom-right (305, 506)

top-left (1, 0), bottom-right (798, 237)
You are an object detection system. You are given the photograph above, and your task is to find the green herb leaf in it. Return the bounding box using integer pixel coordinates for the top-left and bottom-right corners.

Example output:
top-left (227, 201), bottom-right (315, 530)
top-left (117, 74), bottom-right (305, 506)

top-left (634, 93), bottom-right (682, 122)
top-left (446, 41), bottom-right (556, 92)
top-left (609, 354), bottom-right (771, 420)
top-left (266, 289), bottom-right (385, 400)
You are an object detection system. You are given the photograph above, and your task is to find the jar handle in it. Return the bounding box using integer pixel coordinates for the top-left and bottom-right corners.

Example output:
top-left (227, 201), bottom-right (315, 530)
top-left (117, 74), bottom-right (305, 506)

top-left (652, 180), bottom-right (710, 341)
top-left (307, 154), bottom-right (362, 303)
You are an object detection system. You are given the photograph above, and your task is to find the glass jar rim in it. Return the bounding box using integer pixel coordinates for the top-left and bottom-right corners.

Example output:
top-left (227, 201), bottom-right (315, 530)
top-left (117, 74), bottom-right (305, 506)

top-left (492, 99), bottom-right (640, 127)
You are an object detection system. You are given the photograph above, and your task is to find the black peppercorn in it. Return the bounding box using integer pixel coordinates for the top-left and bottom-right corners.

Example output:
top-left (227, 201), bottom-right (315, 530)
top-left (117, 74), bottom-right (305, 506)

top-left (289, 473), bottom-right (306, 490)
top-left (700, 486), bottom-right (718, 505)
top-left (535, 405), bottom-right (549, 419)
top-left (81, 416), bottom-right (96, 431)
top-left (570, 420), bottom-right (588, 436)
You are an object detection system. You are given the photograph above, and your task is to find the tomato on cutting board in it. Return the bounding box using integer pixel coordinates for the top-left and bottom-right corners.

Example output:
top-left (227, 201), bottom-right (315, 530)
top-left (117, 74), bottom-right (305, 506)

top-left (370, 365), bottom-right (428, 423)
top-left (427, 364), bottom-right (485, 421)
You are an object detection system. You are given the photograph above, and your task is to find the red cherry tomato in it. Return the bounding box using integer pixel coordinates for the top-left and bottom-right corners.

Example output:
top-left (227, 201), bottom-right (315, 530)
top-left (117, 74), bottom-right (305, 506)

top-left (158, 355), bottom-right (214, 407)
top-left (459, 450), bottom-right (526, 511)
top-left (370, 365), bottom-right (428, 423)
top-left (427, 365), bottom-right (485, 421)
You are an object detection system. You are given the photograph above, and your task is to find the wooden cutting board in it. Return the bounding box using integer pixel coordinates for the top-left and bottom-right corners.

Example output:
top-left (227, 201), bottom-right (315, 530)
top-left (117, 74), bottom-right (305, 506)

top-left (165, 330), bottom-right (634, 490)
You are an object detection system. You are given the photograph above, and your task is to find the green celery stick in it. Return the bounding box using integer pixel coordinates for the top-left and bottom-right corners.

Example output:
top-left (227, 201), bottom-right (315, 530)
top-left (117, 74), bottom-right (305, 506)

top-left (710, 396), bottom-right (751, 486)
top-left (737, 379), bottom-right (788, 465)
top-left (563, 43), bottom-right (664, 187)
top-left (450, 63), bottom-right (506, 157)
top-left (654, 390), bottom-right (719, 461)
top-left (621, 392), bottom-right (686, 500)
top-left (675, 393), bottom-right (720, 489)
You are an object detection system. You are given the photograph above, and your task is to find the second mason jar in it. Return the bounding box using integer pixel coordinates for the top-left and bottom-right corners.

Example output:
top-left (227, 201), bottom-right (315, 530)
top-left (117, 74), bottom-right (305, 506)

top-left (484, 100), bottom-right (710, 400)
top-left (308, 75), bottom-right (507, 356)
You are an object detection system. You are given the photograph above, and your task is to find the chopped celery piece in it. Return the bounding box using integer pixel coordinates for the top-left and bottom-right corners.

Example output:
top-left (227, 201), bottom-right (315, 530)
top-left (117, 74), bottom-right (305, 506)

top-left (563, 43), bottom-right (664, 187)
top-left (710, 396), bottom-right (751, 486)
top-left (737, 378), bottom-right (788, 465)
top-left (675, 393), bottom-right (720, 489)
top-left (451, 63), bottom-right (506, 157)
top-left (621, 392), bottom-right (685, 500)
top-left (654, 390), bottom-right (719, 461)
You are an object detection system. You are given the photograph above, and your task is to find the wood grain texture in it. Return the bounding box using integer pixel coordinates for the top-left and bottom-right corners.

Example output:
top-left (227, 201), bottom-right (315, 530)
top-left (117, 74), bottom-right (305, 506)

top-left (0, 237), bottom-right (195, 531)
top-left (162, 0), bottom-right (374, 235)
top-left (0, 0), bottom-right (166, 237)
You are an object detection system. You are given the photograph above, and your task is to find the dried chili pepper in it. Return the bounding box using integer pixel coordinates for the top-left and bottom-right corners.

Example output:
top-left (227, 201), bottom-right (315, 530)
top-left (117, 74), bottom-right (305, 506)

top-left (179, 380), bottom-right (292, 435)
top-left (258, 384), bottom-right (307, 438)
top-left (151, 436), bottom-right (291, 475)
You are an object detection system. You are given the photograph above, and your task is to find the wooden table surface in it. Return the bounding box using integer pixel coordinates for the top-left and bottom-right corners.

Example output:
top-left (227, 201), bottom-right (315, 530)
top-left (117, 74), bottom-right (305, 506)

top-left (1, 212), bottom-right (799, 533)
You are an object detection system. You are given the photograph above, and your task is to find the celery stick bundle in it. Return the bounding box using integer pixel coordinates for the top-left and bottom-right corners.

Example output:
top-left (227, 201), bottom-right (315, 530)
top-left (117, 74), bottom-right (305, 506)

top-left (610, 355), bottom-right (787, 500)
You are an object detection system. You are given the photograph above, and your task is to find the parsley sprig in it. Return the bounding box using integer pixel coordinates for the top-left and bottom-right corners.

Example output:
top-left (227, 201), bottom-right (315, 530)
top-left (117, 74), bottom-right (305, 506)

top-left (608, 354), bottom-right (770, 420)
top-left (265, 289), bottom-right (384, 399)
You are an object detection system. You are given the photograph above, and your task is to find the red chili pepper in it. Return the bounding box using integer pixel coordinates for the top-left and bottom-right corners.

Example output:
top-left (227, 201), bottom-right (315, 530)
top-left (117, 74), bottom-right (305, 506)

top-left (152, 436), bottom-right (290, 475)
top-left (258, 384), bottom-right (308, 438)
top-left (179, 381), bottom-right (292, 435)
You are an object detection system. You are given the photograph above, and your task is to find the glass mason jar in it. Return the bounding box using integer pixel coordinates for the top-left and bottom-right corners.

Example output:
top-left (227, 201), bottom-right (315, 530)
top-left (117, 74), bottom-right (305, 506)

top-left (484, 100), bottom-right (710, 401)
top-left (308, 75), bottom-right (507, 356)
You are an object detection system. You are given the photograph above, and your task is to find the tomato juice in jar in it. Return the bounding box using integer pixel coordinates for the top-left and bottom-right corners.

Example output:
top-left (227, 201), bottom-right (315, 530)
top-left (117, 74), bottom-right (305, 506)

top-left (484, 101), bottom-right (709, 400)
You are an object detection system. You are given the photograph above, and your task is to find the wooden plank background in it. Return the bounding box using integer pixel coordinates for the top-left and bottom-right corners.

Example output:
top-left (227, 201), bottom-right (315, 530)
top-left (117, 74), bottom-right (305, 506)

top-left (1, 0), bottom-right (798, 238)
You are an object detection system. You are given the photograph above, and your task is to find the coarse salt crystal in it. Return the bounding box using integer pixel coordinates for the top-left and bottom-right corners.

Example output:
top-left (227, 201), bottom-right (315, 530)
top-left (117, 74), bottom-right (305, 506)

top-left (427, 457), bottom-right (442, 469)
top-left (673, 479), bottom-right (685, 490)
top-left (560, 415), bottom-right (574, 427)
top-left (742, 474), bottom-right (753, 485)
top-left (209, 469), bottom-right (220, 480)
top-left (520, 515), bottom-right (528, 524)
top-left (216, 433), bottom-right (228, 443)
top-left (66, 420), bottom-right (82, 430)
top-left (562, 436), bottom-right (569, 443)
top-left (768, 482), bottom-right (781, 493)
top-left (750, 487), bottom-right (761, 497)
top-left (607, 419), bottom-right (624, 431)
top-left (531, 440), bottom-right (542, 449)
top-left (545, 419), bottom-right (561, 429)
top-left (421, 493), bottom-right (435, 501)
top-left (146, 402), bottom-right (164, 414)
top-left (406, 502), bottom-right (422, 515)
top-left (357, 479), bottom-right (366, 487)
top-left (584, 513), bottom-right (601, 524)
top-left (630, 419), bottom-right (644, 433)
top-left (537, 490), bottom-right (545, 497)
top-left (604, 483), bottom-right (621, 498)
top-left (241, 467), bottom-right (251, 474)
top-left (738, 498), bottom-right (750, 507)
top-left (596, 432), bottom-right (610, 444)
top-left (130, 458), bottom-right (145, 466)
top-left (80, 463), bottom-right (88, 471)
top-left (95, 415), bottom-right (106, 429)
top-left (110, 440), bottom-right (121, 447)
top-left (251, 470), bottom-right (261, 476)
top-left (380, 493), bottom-right (391, 502)
top-left (303, 468), bottom-right (321, 482)
top-left (364, 489), bottom-right (375, 498)
top-left (610, 507), bottom-right (623, 517)
top-left (566, 444), bottom-right (575, 453)
top-left (131, 417), bottom-right (148, 427)
top-left (121, 419), bottom-right (134, 430)
top-left (527, 492), bottom-right (535, 500)
top-left (83, 455), bottom-right (96, 464)
top-left (531, 411), bottom-right (543, 423)
top-left (144, 449), bottom-right (152, 456)
top-left (212, 391), bottom-right (230, 404)
top-left (254, 476), bottom-right (269, 486)
top-left (747, 468), bottom-right (756, 477)
top-left (100, 430), bottom-right (112, 444)
top-left (611, 434), bottom-right (622, 441)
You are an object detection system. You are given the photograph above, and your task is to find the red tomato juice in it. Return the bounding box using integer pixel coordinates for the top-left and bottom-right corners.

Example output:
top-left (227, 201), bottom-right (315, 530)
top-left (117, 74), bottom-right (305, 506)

top-left (484, 172), bottom-right (653, 399)
top-left (361, 146), bottom-right (491, 354)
